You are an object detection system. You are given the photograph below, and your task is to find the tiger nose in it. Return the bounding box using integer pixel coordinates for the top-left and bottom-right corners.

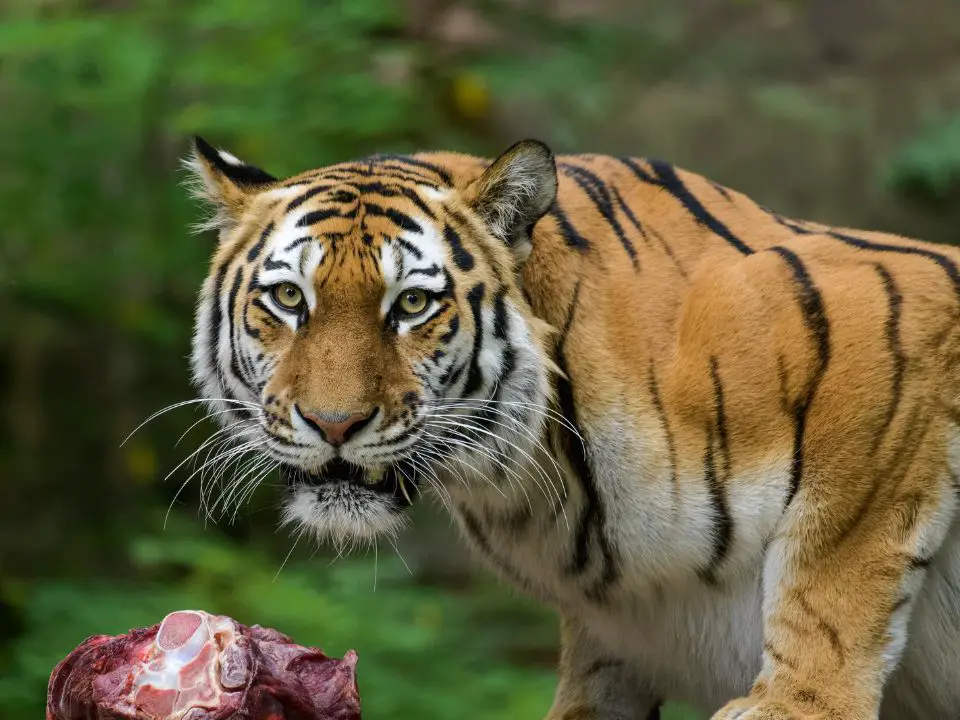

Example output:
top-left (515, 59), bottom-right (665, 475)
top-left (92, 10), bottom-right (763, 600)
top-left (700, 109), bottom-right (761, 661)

top-left (296, 406), bottom-right (375, 447)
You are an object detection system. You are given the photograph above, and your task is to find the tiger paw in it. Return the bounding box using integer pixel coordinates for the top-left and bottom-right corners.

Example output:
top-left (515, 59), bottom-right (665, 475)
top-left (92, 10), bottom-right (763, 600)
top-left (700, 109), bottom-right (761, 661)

top-left (710, 697), bottom-right (811, 720)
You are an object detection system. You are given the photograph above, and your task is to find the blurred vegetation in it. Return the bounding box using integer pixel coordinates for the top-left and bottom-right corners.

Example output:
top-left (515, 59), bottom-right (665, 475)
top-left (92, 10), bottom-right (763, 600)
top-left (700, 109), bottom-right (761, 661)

top-left (1, 0), bottom-right (959, 718)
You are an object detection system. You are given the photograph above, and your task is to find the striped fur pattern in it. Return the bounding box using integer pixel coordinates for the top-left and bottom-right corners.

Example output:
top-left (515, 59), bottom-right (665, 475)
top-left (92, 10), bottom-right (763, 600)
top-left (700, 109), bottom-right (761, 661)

top-left (184, 136), bottom-right (960, 719)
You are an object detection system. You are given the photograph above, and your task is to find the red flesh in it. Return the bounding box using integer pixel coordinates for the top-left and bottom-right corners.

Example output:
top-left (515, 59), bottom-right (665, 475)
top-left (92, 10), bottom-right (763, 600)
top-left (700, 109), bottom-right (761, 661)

top-left (46, 610), bottom-right (361, 720)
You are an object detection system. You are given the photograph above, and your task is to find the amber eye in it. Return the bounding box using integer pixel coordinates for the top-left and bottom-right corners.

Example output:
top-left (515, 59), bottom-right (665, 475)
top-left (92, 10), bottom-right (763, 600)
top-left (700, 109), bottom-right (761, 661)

top-left (271, 282), bottom-right (304, 310)
top-left (397, 288), bottom-right (429, 317)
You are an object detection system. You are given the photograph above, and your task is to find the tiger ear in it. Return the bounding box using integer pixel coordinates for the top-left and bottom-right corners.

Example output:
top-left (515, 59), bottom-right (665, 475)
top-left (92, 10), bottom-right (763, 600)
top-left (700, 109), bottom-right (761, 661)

top-left (464, 139), bottom-right (557, 264)
top-left (182, 136), bottom-right (278, 234)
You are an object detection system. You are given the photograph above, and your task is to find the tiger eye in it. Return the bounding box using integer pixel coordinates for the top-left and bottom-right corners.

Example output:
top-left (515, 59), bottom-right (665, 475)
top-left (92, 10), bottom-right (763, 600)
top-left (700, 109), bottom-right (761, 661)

top-left (272, 282), bottom-right (304, 310)
top-left (398, 288), bottom-right (429, 316)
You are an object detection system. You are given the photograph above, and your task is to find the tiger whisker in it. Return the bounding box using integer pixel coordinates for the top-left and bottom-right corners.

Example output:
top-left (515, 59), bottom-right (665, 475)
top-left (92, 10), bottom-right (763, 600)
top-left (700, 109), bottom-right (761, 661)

top-left (431, 397), bottom-right (585, 448)
top-left (122, 397), bottom-right (259, 447)
top-left (423, 420), bottom-right (548, 512)
top-left (419, 428), bottom-right (528, 509)
top-left (426, 409), bottom-right (568, 524)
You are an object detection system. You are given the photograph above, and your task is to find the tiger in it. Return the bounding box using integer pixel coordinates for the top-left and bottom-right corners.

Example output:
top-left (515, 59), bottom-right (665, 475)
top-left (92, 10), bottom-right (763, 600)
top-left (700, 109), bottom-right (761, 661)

top-left (182, 134), bottom-right (960, 720)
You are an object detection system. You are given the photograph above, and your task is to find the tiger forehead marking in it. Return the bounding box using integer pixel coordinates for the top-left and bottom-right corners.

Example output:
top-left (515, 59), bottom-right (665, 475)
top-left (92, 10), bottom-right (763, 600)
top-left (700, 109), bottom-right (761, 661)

top-left (185, 135), bottom-right (960, 719)
top-left (241, 171), bottom-right (479, 361)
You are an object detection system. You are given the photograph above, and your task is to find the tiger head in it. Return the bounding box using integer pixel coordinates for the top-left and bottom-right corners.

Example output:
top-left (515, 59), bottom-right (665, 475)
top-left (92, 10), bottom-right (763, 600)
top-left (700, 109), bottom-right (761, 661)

top-left (184, 137), bottom-right (559, 546)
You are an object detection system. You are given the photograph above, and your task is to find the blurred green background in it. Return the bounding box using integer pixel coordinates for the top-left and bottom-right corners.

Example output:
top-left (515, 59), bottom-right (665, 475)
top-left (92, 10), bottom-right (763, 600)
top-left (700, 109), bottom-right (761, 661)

top-left (2, 1), bottom-right (960, 718)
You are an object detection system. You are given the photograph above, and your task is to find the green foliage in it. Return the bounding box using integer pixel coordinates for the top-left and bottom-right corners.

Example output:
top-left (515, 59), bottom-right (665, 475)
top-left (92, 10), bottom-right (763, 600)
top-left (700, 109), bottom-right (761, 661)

top-left (883, 115), bottom-right (960, 215)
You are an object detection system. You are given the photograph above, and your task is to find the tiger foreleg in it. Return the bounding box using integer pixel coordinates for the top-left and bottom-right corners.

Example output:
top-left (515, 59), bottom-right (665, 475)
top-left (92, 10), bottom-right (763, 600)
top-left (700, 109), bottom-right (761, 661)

top-left (544, 615), bottom-right (660, 720)
top-left (711, 472), bottom-right (957, 720)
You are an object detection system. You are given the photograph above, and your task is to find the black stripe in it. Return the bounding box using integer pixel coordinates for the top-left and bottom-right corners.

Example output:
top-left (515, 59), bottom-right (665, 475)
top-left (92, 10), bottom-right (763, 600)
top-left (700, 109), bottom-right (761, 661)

top-left (763, 641), bottom-right (796, 670)
top-left (283, 236), bottom-right (313, 253)
top-left (296, 208), bottom-right (342, 227)
top-left (226, 267), bottom-right (254, 393)
top-left (286, 184), bottom-right (332, 211)
top-left (711, 357), bottom-right (733, 480)
top-left (246, 222), bottom-right (275, 262)
top-left (353, 182), bottom-right (437, 220)
top-left (443, 224), bottom-right (475, 271)
top-left (233, 274), bottom-right (260, 387)
top-left (891, 595), bottom-right (911, 614)
top-left (699, 359), bottom-right (733, 584)
top-left (353, 181), bottom-right (397, 196)
top-left (250, 298), bottom-right (283, 327)
top-left (331, 190), bottom-right (356, 203)
top-left (776, 355), bottom-right (791, 414)
top-left (617, 156), bottom-right (656, 184)
top-left (610, 185), bottom-right (650, 245)
top-left (363, 203), bottom-right (423, 234)
top-left (399, 186), bottom-right (437, 219)
top-left (834, 470), bottom-right (880, 547)
top-left (556, 284), bottom-right (592, 572)
top-left (444, 360), bottom-right (465, 389)
top-left (560, 163), bottom-right (638, 268)
top-left (439, 315), bottom-right (459, 343)
top-left (368, 154), bottom-right (453, 185)
top-left (761, 206), bottom-right (815, 236)
top-left (618, 157), bottom-right (752, 255)
top-left (395, 237), bottom-right (423, 261)
top-left (647, 225), bottom-right (688, 278)
top-left (549, 206), bottom-right (590, 250)
top-left (459, 508), bottom-right (530, 589)
top-left (873, 263), bottom-right (904, 452)
top-left (647, 160), bottom-right (753, 255)
top-left (373, 166), bottom-right (442, 189)
top-left (647, 364), bottom-right (678, 515)
top-left (492, 288), bottom-right (509, 339)
top-left (770, 246), bottom-right (831, 507)
top-left (408, 265), bottom-right (441, 279)
top-left (441, 267), bottom-right (456, 298)
top-left (208, 264), bottom-right (229, 395)
top-left (794, 592), bottom-right (844, 663)
top-left (462, 283), bottom-right (486, 396)
top-left (262, 257), bottom-right (290, 271)
top-left (242, 307), bottom-right (262, 340)
top-left (555, 283), bottom-right (619, 598)
top-left (476, 342), bottom-right (518, 443)
top-left (386, 207), bottom-right (424, 234)
top-left (709, 180), bottom-right (733, 201)
top-left (826, 229), bottom-right (960, 304)
top-left (355, 159), bottom-right (436, 186)
top-left (316, 171), bottom-right (358, 182)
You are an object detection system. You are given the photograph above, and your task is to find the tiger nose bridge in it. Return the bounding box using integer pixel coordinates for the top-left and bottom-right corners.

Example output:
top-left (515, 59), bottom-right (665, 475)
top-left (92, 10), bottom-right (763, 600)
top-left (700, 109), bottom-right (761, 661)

top-left (297, 406), bottom-right (375, 446)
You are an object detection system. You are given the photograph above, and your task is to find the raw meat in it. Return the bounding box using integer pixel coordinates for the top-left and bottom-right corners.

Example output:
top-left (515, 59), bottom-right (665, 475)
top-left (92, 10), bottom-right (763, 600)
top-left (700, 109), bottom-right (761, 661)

top-left (46, 610), bottom-right (361, 720)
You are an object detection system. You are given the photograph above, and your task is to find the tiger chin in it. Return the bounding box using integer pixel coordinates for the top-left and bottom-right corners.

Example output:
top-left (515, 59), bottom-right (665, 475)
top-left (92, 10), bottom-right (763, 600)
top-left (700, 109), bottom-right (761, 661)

top-left (184, 135), bottom-right (960, 719)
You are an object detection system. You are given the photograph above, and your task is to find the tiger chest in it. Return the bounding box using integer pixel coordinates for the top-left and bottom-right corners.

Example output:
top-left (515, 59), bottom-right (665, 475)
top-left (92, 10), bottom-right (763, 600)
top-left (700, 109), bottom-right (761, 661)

top-left (451, 497), bottom-right (767, 711)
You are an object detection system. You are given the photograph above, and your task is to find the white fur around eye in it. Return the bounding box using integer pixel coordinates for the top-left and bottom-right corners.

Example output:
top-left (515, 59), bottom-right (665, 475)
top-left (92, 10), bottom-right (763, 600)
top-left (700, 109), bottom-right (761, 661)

top-left (394, 299), bottom-right (441, 336)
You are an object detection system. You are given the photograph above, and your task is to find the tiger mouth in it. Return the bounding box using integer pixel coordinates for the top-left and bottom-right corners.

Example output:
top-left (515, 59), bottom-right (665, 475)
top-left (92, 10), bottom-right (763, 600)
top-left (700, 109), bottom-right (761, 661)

top-left (280, 458), bottom-right (417, 506)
